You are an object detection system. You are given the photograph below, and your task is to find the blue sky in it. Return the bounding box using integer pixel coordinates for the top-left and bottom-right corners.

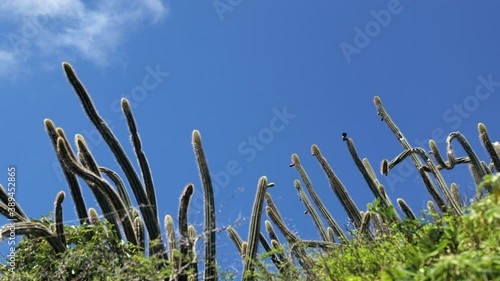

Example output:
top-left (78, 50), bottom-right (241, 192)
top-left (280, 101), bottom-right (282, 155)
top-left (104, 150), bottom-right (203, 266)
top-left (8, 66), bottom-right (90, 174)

top-left (1, 0), bottom-right (500, 277)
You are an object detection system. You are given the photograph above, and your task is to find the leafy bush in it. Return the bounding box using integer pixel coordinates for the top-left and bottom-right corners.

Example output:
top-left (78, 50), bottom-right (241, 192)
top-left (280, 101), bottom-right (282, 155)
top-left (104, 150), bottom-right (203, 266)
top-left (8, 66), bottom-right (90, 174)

top-left (310, 193), bottom-right (500, 281)
top-left (1, 215), bottom-right (171, 280)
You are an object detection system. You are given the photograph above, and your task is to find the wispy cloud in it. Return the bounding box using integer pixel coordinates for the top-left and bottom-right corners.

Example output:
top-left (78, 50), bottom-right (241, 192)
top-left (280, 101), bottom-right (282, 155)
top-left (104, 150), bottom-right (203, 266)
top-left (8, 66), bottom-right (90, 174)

top-left (0, 0), bottom-right (168, 77)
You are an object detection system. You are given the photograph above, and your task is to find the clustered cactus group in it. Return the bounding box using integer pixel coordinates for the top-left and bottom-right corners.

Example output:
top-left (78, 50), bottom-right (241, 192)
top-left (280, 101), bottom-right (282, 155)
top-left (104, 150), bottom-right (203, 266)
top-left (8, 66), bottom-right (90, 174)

top-left (0, 63), bottom-right (498, 280)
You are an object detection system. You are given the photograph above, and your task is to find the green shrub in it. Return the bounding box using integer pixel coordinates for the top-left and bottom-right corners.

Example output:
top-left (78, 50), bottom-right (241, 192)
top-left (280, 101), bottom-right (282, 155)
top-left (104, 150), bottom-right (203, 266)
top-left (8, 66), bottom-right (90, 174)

top-left (310, 193), bottom-right (500, 281)
top-left (1, 215), bottom-right (172, 280)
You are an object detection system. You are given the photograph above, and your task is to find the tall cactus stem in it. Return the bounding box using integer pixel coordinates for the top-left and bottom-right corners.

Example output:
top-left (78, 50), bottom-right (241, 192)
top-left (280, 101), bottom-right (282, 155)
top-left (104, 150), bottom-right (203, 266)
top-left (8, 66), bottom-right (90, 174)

top-left (54, 191), bottom-right (66, 246)
top-left (192, 130), bottom-right (217, 280)
top-left (344, 137), bottom-right (401, 223)
top-left (293, 179), bottom-right (328, 241)
top-left (165, 214), bottom-right (177, 261)
top-left (290, 154), bottom-right (346, 242)
top-left (122, 98), bottom-right (158, 223)
top-left (227, 226), bottom-right (243, 254)
top-left (179, 183), bottom-right (194, 275)
top-left (243, 176), bottom-right (269, 281)
top-left (311, 144), bottom-right (363, 228)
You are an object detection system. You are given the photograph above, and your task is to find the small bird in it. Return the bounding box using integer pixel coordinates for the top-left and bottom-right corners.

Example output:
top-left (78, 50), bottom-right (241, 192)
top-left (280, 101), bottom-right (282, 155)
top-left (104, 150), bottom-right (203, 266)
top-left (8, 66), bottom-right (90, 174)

top-left (342, 132), bottom-right (347, 141)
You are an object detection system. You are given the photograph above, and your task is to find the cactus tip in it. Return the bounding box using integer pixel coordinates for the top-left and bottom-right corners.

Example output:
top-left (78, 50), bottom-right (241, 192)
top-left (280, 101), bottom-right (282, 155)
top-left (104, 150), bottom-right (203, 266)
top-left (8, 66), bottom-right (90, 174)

top-left (478, 123), bottom-right (486, 133)
top-left (311, 144), bottom-right (320, 156)
top-left (381, 159), bottom-right (389, 175)
top-left (192, 130), bottom-right (201, 144)
top-left (291, 153), bottom-right (300, 166)
top-left (293, 179), bottom-right (300, 188)
top-left (121, 98), bottom-right (130, 108)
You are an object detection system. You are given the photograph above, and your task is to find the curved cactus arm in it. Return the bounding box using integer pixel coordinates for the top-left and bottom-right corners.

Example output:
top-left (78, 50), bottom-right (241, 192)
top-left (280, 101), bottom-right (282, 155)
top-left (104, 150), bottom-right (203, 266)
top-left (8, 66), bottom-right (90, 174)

top-left (44, 119), bottom-right (88, 225)
top-left (0, 203), bottom-right (27, 222)
top-left (449, 132), bottom-right (489, 179)
top-left (192, 130), bottom-right (217, 281)
top-left (57, 137), bottom-right (138, 245)
top-left (311, 144), bottom-right (363, 229)
top-left (0, 184), bottom-right (27, 222)
top-left (73, 135), bottom-right (124, 236)
top-left (345, 137), bottom-right (401, 223)
top-left (290, 154), bottom-right (346, 242)
top-left (64, 136), bottom-right (123, 241)
top-left (61, 63), bottom-right (165, 256)
top-left (397, 199), bottom-right (416, 221)
top-left (430, 132), bottom-right (489, 188)
top-left (243, 176), bottom-right (269, 281)
top-left (293, 180), bottom-right (328, 241)
top-left (176, 184), bottom-right (194, 281)
top-left (179, 184), bottom-right (194, 257)
top-left (383, 148), bottom-right (462, 216)
top-left (122, 98), bottom-right (158, 224)
top-left (429, 140), bottom-right (457, 170)
top-left (227, 226), bottom-right (244, 266)
top-left (0, 222), bottom-right (65, 253)
top-left (478, 123), bottom-right (500, 172)
top-left (100, 167), bottom-right (134, 218)
top-left (76, 134), bottom-right (101, 175)
top-left (54, 191), bottom-right (66, 246)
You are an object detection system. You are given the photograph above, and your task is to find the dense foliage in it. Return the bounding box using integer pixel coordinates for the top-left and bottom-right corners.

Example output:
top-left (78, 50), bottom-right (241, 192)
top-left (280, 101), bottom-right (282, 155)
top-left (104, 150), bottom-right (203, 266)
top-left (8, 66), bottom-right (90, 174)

top-left (311, 192), bottom-right (500, 280)
top-left (1, 217), bottom-right (171, 280)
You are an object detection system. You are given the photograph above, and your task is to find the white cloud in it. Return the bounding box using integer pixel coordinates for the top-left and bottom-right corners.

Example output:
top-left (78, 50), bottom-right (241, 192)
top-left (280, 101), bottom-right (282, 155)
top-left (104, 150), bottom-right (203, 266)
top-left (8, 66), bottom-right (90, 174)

top-left (0, 0), bottom-right (168, 77)
top-left (0, 50), bottom-right (18, 77)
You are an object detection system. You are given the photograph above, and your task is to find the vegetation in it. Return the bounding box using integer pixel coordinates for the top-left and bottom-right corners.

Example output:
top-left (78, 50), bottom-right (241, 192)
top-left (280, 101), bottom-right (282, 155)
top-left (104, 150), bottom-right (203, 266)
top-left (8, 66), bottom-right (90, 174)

top-left (0, 62), bottom-right (499, 280)
top-left (0, 217), bottom-right (172, 280)
top-left (311, 193), bottom-right (500, 280)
